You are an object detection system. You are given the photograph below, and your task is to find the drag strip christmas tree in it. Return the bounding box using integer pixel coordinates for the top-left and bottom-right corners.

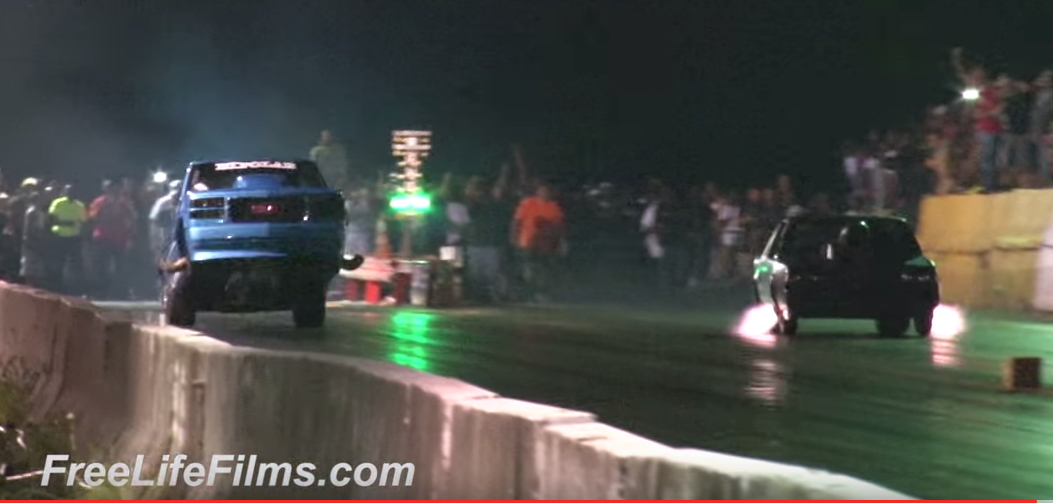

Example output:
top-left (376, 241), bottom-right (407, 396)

top-left (390, 130), bottom-right (432, 256)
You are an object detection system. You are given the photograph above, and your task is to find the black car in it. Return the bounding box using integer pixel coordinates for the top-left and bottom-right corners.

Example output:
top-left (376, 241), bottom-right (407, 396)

top-left (752, 214), bottom-right (939, 337)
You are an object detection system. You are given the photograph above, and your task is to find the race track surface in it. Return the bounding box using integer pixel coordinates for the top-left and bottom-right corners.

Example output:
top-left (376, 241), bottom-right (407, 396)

top-left (97, 285), bottom-right (1053, 499)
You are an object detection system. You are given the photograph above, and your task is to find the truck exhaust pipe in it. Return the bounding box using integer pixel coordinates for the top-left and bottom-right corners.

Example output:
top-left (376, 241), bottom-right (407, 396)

top-left (158, 257), bottom-right (190, 273)
top-left (342, 254), bottom-right (365, 271)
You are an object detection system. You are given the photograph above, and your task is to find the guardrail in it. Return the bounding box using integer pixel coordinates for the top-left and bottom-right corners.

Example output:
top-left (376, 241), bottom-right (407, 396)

top-left (916, 188), bottom-right (1053, 311)
top-left (0, 283), bottom-right (911, 498)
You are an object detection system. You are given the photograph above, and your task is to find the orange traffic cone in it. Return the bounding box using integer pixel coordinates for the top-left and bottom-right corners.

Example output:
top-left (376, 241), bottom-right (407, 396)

top-left (374, 217), bottom-right (391, 259)
top-left (365, 281), bottom-right (383, 304)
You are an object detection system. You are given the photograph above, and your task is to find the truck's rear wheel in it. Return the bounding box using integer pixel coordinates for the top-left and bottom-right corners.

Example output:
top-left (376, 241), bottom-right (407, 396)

top-left (293, 282), bottom-right (327, 328)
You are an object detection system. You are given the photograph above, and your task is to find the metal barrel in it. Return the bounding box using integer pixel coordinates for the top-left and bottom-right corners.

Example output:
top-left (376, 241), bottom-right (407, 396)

top-left (409, 260), bottom-right (431, 306)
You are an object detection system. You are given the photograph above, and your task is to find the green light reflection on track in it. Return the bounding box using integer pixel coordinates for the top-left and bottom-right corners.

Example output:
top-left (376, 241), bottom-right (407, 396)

top-left (388, 312), bottom-right (435, 371)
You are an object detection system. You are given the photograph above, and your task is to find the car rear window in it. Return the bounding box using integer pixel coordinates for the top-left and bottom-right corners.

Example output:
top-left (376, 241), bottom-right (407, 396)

top-left (780, 220), bottom-right (844, 261)
top-left (188, 164), bottom-right (327, 192)
top-left (868, 219), bottom-right (923, 261)
top-left (780, 218), bottom-right (922, 262)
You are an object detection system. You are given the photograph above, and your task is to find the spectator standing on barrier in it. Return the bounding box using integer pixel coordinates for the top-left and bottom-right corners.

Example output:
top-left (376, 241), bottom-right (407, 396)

top-left (1030, 70), bottom-right (1053, 185)
top-left (47, 185), bottom-right (86, 294)
top-left (19, 189), bottom-right (48, 288)
top-left (953, 49), bottom-right (1003, 191)
top-left (511, 181), bottom-right (565, 303)
top-left (310, 130), bottom-right (349, 190)
top-left (1002, 77), bottom-right (1032, 180)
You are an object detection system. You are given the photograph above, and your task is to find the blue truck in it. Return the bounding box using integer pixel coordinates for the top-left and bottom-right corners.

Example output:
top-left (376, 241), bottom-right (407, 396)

top-left (158, 160), bottom-right (363, 328)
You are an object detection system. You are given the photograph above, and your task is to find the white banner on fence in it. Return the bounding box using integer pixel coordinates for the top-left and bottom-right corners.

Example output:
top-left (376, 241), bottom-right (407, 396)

top-left (1031, 216), bottom-right (1053, 311)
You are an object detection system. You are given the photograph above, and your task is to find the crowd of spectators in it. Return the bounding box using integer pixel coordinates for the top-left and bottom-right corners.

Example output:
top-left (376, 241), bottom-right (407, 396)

top-left (0, 172), bottom-right (166, 299)
top-left (843, 47), bottom-right (1053, 217)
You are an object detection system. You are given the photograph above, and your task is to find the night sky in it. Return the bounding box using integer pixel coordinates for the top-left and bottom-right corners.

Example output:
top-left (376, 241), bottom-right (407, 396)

top-left (0, 0), bottom-right (1051, 194)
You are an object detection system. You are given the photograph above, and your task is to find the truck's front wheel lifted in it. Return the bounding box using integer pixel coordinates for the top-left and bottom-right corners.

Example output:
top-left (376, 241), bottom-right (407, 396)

top-left (163, 274), bottom-right (196, 328)
top-left (292, 282), bottom-right (327, 328)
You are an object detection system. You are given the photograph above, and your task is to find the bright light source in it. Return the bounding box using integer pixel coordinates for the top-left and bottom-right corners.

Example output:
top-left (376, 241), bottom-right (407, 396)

top-left (152, 171), bottom-right (168, 183)
top-left (962, 88), bottom-right (980, 101)
top-left (733, 303), bottom-right (780, 348)
top-left (409, 195), bottom-right (430, 210)
top-left (390, 193), bottom-right (432, 212)
top-left (931, 304), bottom-right (967, 338)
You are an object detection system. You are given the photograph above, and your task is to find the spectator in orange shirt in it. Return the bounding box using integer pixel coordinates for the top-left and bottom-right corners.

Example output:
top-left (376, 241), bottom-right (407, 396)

top-left (87, 180), bottom-right (137, 298)
top-left (511, 182), bottom-right (565, 303)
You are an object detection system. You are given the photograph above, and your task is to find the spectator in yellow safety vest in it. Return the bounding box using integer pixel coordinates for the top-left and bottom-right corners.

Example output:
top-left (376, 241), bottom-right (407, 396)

top-left (47, 185), bottom-right (86, 294)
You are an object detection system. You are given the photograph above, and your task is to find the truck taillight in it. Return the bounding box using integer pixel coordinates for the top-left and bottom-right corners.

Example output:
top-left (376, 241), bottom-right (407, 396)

top-left (250, 203), bottom-right (281, 215)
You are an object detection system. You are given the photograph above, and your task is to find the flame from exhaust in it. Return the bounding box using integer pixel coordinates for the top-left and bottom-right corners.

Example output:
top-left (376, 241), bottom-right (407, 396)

top-left (733, 303), bottom-right (780, 348)
top-left (732, 302), bottom-right (968, 343)
top-left (931, 304), bottom-right (968, 338)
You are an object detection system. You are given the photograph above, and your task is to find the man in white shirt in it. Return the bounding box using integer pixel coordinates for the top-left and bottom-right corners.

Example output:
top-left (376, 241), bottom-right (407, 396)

top-left (148, 181), bottom-right (181, 262)
top-left (713, 192), bottom-right (743, 280)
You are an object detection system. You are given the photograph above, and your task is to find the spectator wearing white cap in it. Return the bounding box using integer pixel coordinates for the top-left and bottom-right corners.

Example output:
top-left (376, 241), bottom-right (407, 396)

top-left (148, 180), bottom-right (182, 263)
top-left (20, 189), bottom-right (48, 288)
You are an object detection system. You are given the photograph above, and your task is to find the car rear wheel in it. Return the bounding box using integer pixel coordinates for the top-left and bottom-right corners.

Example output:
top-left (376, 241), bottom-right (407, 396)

top-left (771, 289), bottom-right (797, 335)
top-left (913, 309), bottom-right (934, 337)
top-left (876, 316), bottom-right (909, 337)
top-left (776, 314), bottom-right (798, 335)
top-left (292, 281), bottom-right (327, 328)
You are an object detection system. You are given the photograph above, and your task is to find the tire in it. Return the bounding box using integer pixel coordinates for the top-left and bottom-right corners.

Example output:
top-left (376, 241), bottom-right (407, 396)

top-left (292, 282), bottom-right (327, 328)
top-left (162, 274), bottom-right (196, 328)
top-left (771, 288), bottom-right (797, 335)
top-left (776, 314), bottom-right (798, 335)
top-left (914, 309), bottom-right (934, 337)
top-left (876, 316), bottom-right (909, 337)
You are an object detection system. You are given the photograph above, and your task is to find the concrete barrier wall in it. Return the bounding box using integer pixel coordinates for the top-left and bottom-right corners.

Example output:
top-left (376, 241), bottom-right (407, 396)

top-left (0, 283), bottom-right (912, 499)
top-left (916, 188), bottom-right (1053, 311)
